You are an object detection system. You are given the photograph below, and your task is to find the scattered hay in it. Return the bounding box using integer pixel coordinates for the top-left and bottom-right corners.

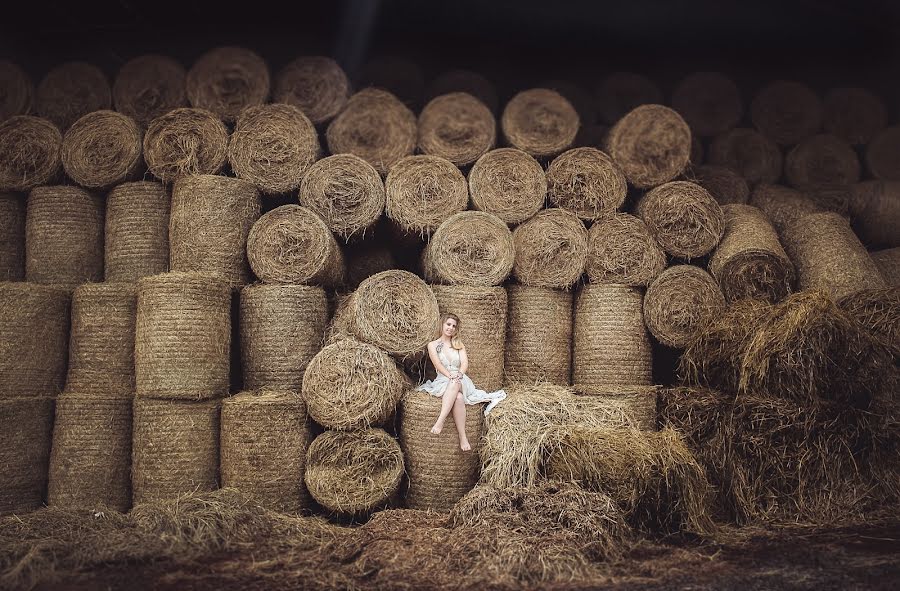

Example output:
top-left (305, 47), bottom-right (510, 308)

top-left (644, 265), bottom-right (726, 349)
top-left (112, 54), bottom-right (188, 128)
top-left (384, 154), bottom-right (468, 237)
top-left (417, 92), bottom-right (496, 167)
top-left (690, 164), bottom-right (750, 205)
top-left (0, 115), bottom-right (62, 191)
top-left (35, 62), bottom-right (111, 131)
top-left (784, 134), bottom-right (860, 190)
top-left (504, 286), bottom-right (572, 386)
top-left (104, 181), bottom-right (170, 282)
top-left (823, 87), bottom-right (887, 145)
top-left (871, 247), bottom-right (900, 286)
top-left (671, 71), bottom-right (743, 137)
top-left (186, 46), bottom-right (270, 123)
top-left (546, 147), bottom-right (627, 220)
top-left (750, 80), bottom-right (823, 145)
top-left (636, 180), bottom-right (725, 259)
top-left (425, 211), bottom-right (514, 287)
top-left (585, 212), bottom-right (665, 286)
top-left (837, 287), bottom-right (900, 357)
top-left (0, 397), bottom-right (54, 516)
top-left (511, 208), bottom-right (587, 289)
top-left (748, 183), bottom-right (826, 236)
top-left (571, 384), bottom-right (658, 431)
top-left (708, 128), bottom-right (783, 186)
top-left (595, 72), bottom-right (663, 126)
top-left (850, 180), bottom-right (900, 248)
top-left (0, 60), bottom-right (33, 121)
top-left (0, 193), bottom-right (25, 280)
top-left (501, 88), bottom-right (579, 159)
top-left (346, 244), bottom-right (396, 288)
top-left (467, 147), bottom-right (546, 225)
top-left (61, 110), bottom-right (143, 189)
top-left (606, 104), bottom-right (691, 189)
top-left (274, 56), bottom-right (350, 126)
top-left (426, 69), bottom-right (498, 113)
top-left (143, 108), bottom-right (229, 182)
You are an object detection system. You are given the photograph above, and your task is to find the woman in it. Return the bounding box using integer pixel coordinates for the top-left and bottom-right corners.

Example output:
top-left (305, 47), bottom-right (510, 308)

top-left (416, 313), bottom-right (506, 451)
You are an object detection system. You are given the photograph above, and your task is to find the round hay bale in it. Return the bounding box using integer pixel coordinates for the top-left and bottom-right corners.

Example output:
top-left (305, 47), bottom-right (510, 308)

top-left (0, 283), bottom-right (69, 398)
top-left (245, 204), bottom-right (344, 287)
top-left (35, 62), bottom-right (111, 131)
top-left (143, 107), bottom-right (229, 183)
top-left (112, 54), bottom-right (188, 128)
top-left (221, 390), bottom-right (312, 513)
top-left (425, 211), bottom-right (514, 287)
top-left (384, 155), bottom-right (468, 237)
top-left (845, 180), bottom-right (900, 249)
top-left (324, 289), bottom-right (355, 346)
top-left (431, 284), bottom-right (507, 392)
top-left (326, 88), bottom-right (417, 176)
top-left (347, 245), bottom-right (396, 289)
top-left (595, 72), bottom-right (663, 126)
top-left (426, 69), bottom-right (498, 114)
top-left (400, 389), bottom-right (484, 511)
top-left (605, 104), bottom-right (692, 189)
top-left (0, 115), bottom-right (62, 191)
top-left (546, 147), bottom-right (627, 221)
top-left (0, 192), bottom-right (26, 280)
top-left (511, 208), bottom-right (587, 289)
top-left (61, 110), bottom-right (143, 189)
top-left (185, 47), bottom-right (270, 123)
top-left (65, 282), bottom-right (136, 393)
top-left (707, 128), bottom-right (783, 186)
top-left (239, 284), bottom-right (327, 391)
top-left (644, 265), bottom-right (726, 349)
top-left (573, 284), bottom-right (652, 387)
top-left (135, 272), bottom-right (231, 399)
top-left (708, 204), bottom-right (795, 303)
top-left (635, 180), bottom-right (725, 259)
top-left (47, 394), bottom-right (132, 511)
top-left (501, 88), bottom-right (579, 159)
top-left (690, 164), bottom-right (750, 205)
top-left (169, 175), bottom-right (261, 289)
top-left (571, 385), bottom-right (659, 431)
top-left (228, 103), bottom-right (320, 194)
top-left (0, 60), bottom-right (33, 121)
top-left (871, 248), bottom-right (900, 286)
top-left (417, 92), bottom-right (496, 167)
top-left (358, 55), bottom-right (425, 109)
top-left (823, 87), bottom-right (887, 146)
top-left (104, 181), bottom-right (170, 282)
top-left (468, 148), bottom-right (546, 225)
top-left (749, 183), bottom-right (826, 236)
top-left (0, 397), bottom-right (54, 515)
top-left (274, 56), bottom-right (350, 126)
top-left (784, 134), bottom-right (860, 190)
top-left (865, 125), bottom-right (900, 181)
top-left (750, 80), bottom-right (823, 145)
top-left (671, 72), bottom-right (743, 137)
top-left (25, 185), bottom-right (104, 289)
top-left (131, 397), bottom-right (220, 505)
top-left (504, 285), bottom-right (572, 386)
top-left (585, 213), bottom-right (666, 286)
top-left (838, 287), bottom-right (900, 357)
top-left (305, 428), bottom-right (404, 515)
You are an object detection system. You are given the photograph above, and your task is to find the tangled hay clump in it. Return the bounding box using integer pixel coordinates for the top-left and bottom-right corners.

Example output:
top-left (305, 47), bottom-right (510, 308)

top-left (606, 104), bottom-right (692, 188)
top-left (644, 265), bottom-right (726, 349)
top-left (104, 181), bottom-right (170, 282)
top-left (35, 61), bottom-right (111, 131)
top-left (635, 180), bottom-right (725, 259)
top-left (61, 110), bottom-right (143, 189)
top-left (501, 88), bottom-right (579, 158)
top-left (385, 154), bottom-right (468, 236)
top-left (836, 287), bottom-right (900, 357)
top-left (750, 80), bottom-right (823, 146)
top-left (0, 192), bottom-right (26, 280)
top-left (546, 147), bottom-right (627, 220)
top-left (274, 56), bottom-right (350, 126)
top-left (689, 164), bottom-right (750, 205)
top-left (112, 54), bottom-right (188, 128)
top-left (865, 125), bottom-right (900, 181)
top-left (0, 60), bottom-right (33, 121)
top-left (0, 115), bottom-right (62, 191)
top-left (468, 147), bottom-right (546, 225)
top-left (425, 211), bottom-right (514, 286)
top-left (143, 107), bottom-right (229, 182)
top-left (511, 208), bottom-right (587, 289)
top-left (707, 128), bottom-right (783, 186)
top-left (784, 134), bottom-right (860, 190)
top-left (0, 397), bottom-right (54, 516)
top-left (186, 46), bottom-right (270, 123)
top-left (585, 213), bottom-right (666, 286)
top-left (823, 87), bottom-right (887, 145)
top-left (505, 286), bottom-right (573, 386)
top-left (418, 92), bottom-right (496, 166)
top-left (571, 384), bottom-right (659, 432)
top-left (671, 71), bottom-right (743, 137)
top-left (595, 71), bottom-right (663, 125)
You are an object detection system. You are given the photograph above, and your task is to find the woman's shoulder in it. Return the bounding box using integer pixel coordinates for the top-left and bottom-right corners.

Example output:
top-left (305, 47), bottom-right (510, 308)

top-left (427, 339), bottom-right (440, 349)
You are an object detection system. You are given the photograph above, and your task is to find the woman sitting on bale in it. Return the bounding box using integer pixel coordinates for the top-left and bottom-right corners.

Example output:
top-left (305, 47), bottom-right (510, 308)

top-left (417, 313), bottom-right (506, 450)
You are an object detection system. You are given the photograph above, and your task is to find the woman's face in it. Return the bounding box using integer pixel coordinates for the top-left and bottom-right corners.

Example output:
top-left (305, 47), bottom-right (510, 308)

top-left (442, 318), bottom-right (457, 337)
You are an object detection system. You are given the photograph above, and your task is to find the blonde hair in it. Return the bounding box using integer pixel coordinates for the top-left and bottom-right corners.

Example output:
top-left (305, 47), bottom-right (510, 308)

top-left (441, 313), bottom-right (464, 349)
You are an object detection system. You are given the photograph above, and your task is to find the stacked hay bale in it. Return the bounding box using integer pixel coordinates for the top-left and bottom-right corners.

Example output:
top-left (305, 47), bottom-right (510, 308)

top-left (595, 72), bottom-right (663, 126)
top-left (605, 105), bottom-right (691, 189)
top-left (750, 80), bottom-right (823, 146)
top-left (501, 88), bottom-right (579, 159)
top-left (708, 128), bottom-right (782, 186)
top-left (1, 192), bottom-right (26, 280)
top-left (0, 60), bottom-right (33, 121)
top-left (468, 148), bottom-right (546, 225)
top-left (186, 46), bottom-right (270, 123)
top-left (385, 155), bottom-right (468, 238)
top-left (635, 181), bottom-right (725, 260)
top-left (572, 384), bottom-right (658, 431)
top-left (671, 72), bottom-right (743, 138)
top-left (61, 111), bottom-right (144, 189)
top-left (35, 62), bottom-right (111, 131)
top-left (105, 181), bottom-right (170, 282)
top-left (143, 108), bottom-right (229, 182)
top-left (274, 56), bottom-right (350, 127)
top-left (848, 180), bottom-right (900, 249)
top-left (643, 265), bottom-right (726, 349)
top-left (418, 92), bottom-right (496, 167)
top-left (112, 54), bottom-right (188, 128)
top-left (690, 164), bottom-right (750, 206)
top-left (784, 134), bottom-right (860, 190)
top-left (822, 87), bottom-right (887, 146)
top-left (0, 116), bottom-right (62, 192)
top-left (545, 147), bottom-right (627, 221)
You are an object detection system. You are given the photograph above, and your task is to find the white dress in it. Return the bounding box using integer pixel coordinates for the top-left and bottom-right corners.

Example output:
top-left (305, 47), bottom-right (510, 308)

top-left (416, 343), bottom-right (507, 415)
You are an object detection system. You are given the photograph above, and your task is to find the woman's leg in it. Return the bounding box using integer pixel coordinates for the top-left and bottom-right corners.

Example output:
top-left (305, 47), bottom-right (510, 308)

top-left (451, 394), bottom-right (471, 451)
top-left (431, 380), bottom-right (460, 434)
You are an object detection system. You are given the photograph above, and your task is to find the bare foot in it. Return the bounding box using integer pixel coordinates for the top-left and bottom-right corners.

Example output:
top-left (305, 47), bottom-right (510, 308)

top-left (430, 422), bottom-right (443, 435)
top-left (460, 438), bottom-right (471, 451)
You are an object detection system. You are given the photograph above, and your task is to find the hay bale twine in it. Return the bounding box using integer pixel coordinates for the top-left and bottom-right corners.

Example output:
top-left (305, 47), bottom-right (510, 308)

top-left (113, 55), bottom-right (187, 128)
top-left (866, 125), bottom-right (900, 181)
top-left (418, 92), bottom-right (496, 167)
top-left (426, 69), bottom-right (498, 114)
top-left (595, 72), bottom-right (663, 126)
top-left (425, 211), bottom-right (514, 287)
top-left (750, 81), bottom-right (823, 145)
top-left (708, 204), bottom-right (795, 303)
top-left (305, 428), bottom-right (404, 515)
top-left (823, 87), bottom-right (887, 146)
top-left (850, 180), bottom-right (900, 248)
top-left (104, 181), bottom-right (170, 282)
top-left (784, 134), bottom-right (860, 190)
top-left (871, 248), bottom-right (900, 286)
top-left (326, 88), bottom-right (417, 176)
top-left (25, 185), bottom-right (104, 289)
top-left (749, 183), bottom-right (826, 236)
top-left (468, 148), bottom-right (546, 225)
top-left (0, 115), bottom-right (62, 191)
top-left (504, 285), bottom-right (572, 385)
top-left (221, 390), bottom-right (312, 513)
top-left (131, 397), bottom-right (220, 505)
top-left (347, 245), bottom-right (396, 289)
top-left (135, 272), bottom-right (231, 399)
top-left (170, 175), bottom-right (261, 289)
top-left (0, 192), bottom-right (25, 280)
top-left (0, 397), bottom-right (54, 515)
top-left (511, 208), bottom-right (587, 289)
top-left (35, 62), bottom-right (111, 131)
top-left (671, 72), bottom-right (743, 138)
top-left (708, 128), bottom-right (783, 186)
top-left (61, 110), bottom-right (143, 189)
top-left (400, 389), bottom-right (484, 512)
top-left (47, 394), bottom-right (132, 511)
top-left (573, 284), bottom-right (652, 387)
top-left (585, 213), bottom-right (666, 286)
top-left (240, 284), bottom-right (327, 391)
top-left (546, 147), bottom-right (627, 220)
top-left (0, 60), bottom-right (33, 121)
top-left (606, 104), bottom-right (692, 189)
top-left (690, 164), bottom-right (750, 206)
top-left (143, 107), bottom-right (229, 183)
top-left (274, 56), bottom-right (350, 126)
top-left (185, 47), bottom-right (269, 123)
top-left (572, 385), bottom-right (659, 431)
top-left (644, 265), bottom-right (726, 349)
top-left (501, 88), bottom-right (579, 159)
top-left (635, 181), bottom-right (725, 259)
top-left (384, 155), bottom-right (468, 237)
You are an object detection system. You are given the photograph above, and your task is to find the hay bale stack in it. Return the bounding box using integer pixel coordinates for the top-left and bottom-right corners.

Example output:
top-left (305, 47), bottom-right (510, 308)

top-left (644, 265), bottom-right (726, 349)
top-left (671, 71), bottom-right (743, 137)
top-left (426, 69), bottom-right (498, 114)
top-left (635, 181), bottom-right (725, 259)
top-left (546, 147), bottom-right (627, 221)
top-left (750, 80), bottom-right (823, 145)
top-left (585, 213), bottom-right (665, 286)
top-left (112, 54), bottom-right (188, 128)
top-left (25, 185), bottom-right (104, 289)
top-left (347, 245), bottom-right (396, 288)
top-left (104, 181), bottom-right (170, 282)
top-left (595, 72), bottom-right (663, 126)
top-left (823, 87), bottom-right (887, 145)
top-left (784, 134), bottom-right (860, 190)
top-left (0, 397), bottom-right (54, 515)
top-left (47, 394), bottom-right (132, 511)
top-left (0, 60), bottom-right (33, 121)
top-left (501, 88), bottom-right (579, 159)
top-left (468, 148), bottom-right (546, 225)
top-left (304, 428), bottom-right (404, 515)
top-left (61, 110), bottom-right (143, 189)
top-left (400, 389), bottom-right (484, 512)
top-left (131, 397), bottom-right (220, 505)
top-left (511, 208), bottom-right (587, 289)
top-left (871, 248), bottom-right (900, 286)
top-left (143, 108), bottom-right (229, 182)
top-left (385, 154), bottom-right (468, 237)
top-left (708, 128), bottom-right (783, 186)
top-left (851, 180), bottom-right (900, 248)
top-left (418, 92), bottom-right (496, 167)
top-left (748, 184), bottom-right (826, 236)
top-left (690, 164), bottom-right (750, 205)
top-left (170, 174), bottom-right (261, 289)
top-left (572, 385), bottom-right (658, 431)
top-left (838, 288), bottom-right (900, 356)
top-left (0, 115), bottom-right (62, 191)
top-left (0, 192), bottom-right (25, 280)
top-left (606, 104), bottom-right (691, 189)
top-left (185, 47), bottom-right (270, 123)
top-left (425, 211), bottom-right (514, 287)
top-left (574, 284), bottom-right (652, 387)
top-left (274, 56), bottom-right (350, 126)
top-left (35, 62), bottom-right (111, 131)
top-left (221, 391), bottom-right (312, 513)
top-left (504, 285), bottom-right (572, 385)
top-left (240, 284), bottom-right (327, 391)
top-left (135, 272), bottom-right (231, 400)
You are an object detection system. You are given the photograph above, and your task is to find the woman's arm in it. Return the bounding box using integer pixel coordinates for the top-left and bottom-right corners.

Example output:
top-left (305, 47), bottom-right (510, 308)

top-left (427, 342), bottom-right (455, 379)
top-left (458, 346), bottom-right (469, 375)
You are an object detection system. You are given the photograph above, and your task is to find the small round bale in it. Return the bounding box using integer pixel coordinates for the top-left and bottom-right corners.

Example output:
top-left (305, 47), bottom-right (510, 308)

top-left (384, 154), bottom-right (468, 236)
top-left (425, 211), bottom-right (514, 286)
top-left (504, 285), bottom-right (572, 386)
top-left (750, 80), bottom-right (823, 145)
top-left (104, 181), bottom-right (170, 282)
top-left (585, 213), bottom-right (666, 287)
top-left (501, 88), bottom-right (579, 159)
top-left (635, 180), bottom-right (725, 259)
top-left (644, 265), bottom-right (726, 349)
top-left (468, 148), bottom-right (546, 225)
top-left (35, 62), bottom-right (111, 131)
top-left (866, 125), bottom-right (900, 181)
top-left (572, 384), bottom-right (659, 431)
top-left (0, 115), bottom-right (62, 191)
top-left (871, 248), bottom-right (900, 286)
top-left (274, 56), bottom-right (350, 126)
top-left (113, 55), bottom-right (187, 128)
top-left (0, 60), bottom-right (33, 121)
top-left (749, 183), bottom-right (826, 236)
top-left (511, 208), bottom-right (587, 289)
top-left (61, 110), bottom-right (143, 189)
top-left (546, 147), bottom-right (627, 220)
top-left (304, 428), bottom-right (404, 515)
top-left (708, 128), bottom-right (783, 186)
top-left (671, 72), bottom-right (743, 137)
top-left (851, 181), bottom-right (900, 248)
top-left (595, 72), bottom-right (663, 126)
top-left (690, 164), bottom-right (750, 205)
top-left (606, 104), bottom-right (692, 189)
top-left (143, 107), bottom-right (229, 183)
top-left (426, 69), bottom-right (498, 114)
top-left (418, 92), bottom-right (496, 167)
top-left (1, 192), bottom-right (26, 280)
top-left (186, 46), bottom-right (270, 123)
top-left (0, 397), bottom-right (54, 515)
top-left (823, 87), bottom-right (887, 146)
top-left (784, 134), bottom-right (860, 190)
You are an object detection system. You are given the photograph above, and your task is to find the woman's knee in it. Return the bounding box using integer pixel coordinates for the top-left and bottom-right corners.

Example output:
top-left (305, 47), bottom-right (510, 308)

top-left (456, 392), bottom-right (464, 402)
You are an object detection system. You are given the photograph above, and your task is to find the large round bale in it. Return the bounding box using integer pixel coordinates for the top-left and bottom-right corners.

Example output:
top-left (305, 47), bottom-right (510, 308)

top-left (468, 148), bottom-right (546, 225)
top-left (25, 185), bottom-right (104, 289)
top-left (61, 110), bottom-right (143, 189)
top-left (400, 389), bottom-right (484, 511)
top-left (104, 181), bottom-right (170, 282)
top-left (418, 92), bottom-right (495, 167)
top-left (546, 147), bottom-right (627, 221)
top-left (112, 54), bottom-right (188, 128)
top-left (35, 62), bottom-right (111, 131)
top-left (595, 72), bottom-right (663, 126)
top-left (823, 87), bottom-right (887, 146)
top-left (849, 181), bottom-right (900, 248)
top-left (635, 181), bottom-right (725, 259)
top-left (186, 46), bottom-right (269, 123)
top-left (47, 394), bottom-right (132, 511)
top-left (131, 397), bottom-right (220, 505)
top-left (169, 174), bottom-right (261, 289)
top-left (274, 56), bottom-right (350, 126)
top-left (750, 80), bottom-right (823, 145)
top-left (784, 134), bottom-right (860, 190)
top-left (221, 390), bottom-right (312, 513)
top-left (709, 204), bottom-right (795, 303)
top-left (426, 69), bottom-right (498, 114)
top-left (511, 208), bottom-right (587, 289)
top-left (425, 211), bottom-right (514, 287)
top-left (585, 213), bottom-right (666, 286)
top-left (574, 284), bottom-right (652, 387)
top-left (1, 192), bottom-right (25, 280)
top-left (866, 125), bottom-right (900, 181)
top-left (246, 205), bottom-right (344, 287)
top-left (135, 272), bottom-right (231, 400)
top-left (0, 115), bottom-right (62, 191)
top-left (504, 285), bottom-right (572, 386)
top-left (606, 104), bottom-right (692, 189)
top-left (644, 265), bottom-right (726, 349)
top-left (304, 428), bottom-right (404, 515)
top-left (871, 248), bottom-right (900, 286)
top-left (143, 108), bottom-right (229, 183)
top-left (749, 184), bottom-right (827, 236)
top-left (708, 128), bottom-right (783, 186)
top-left (671, 72), bottom-right (743, 137)
top-left (572, 384), bottom-right (659, 431)
top-left (326, 88), bottom-right (417, 176)
top-left (690, 164), bottom-right (750, 205)
top-left (385, 155), bottom-right (468, 237)
top-left (0, 60), bottom-right (33, 121)
top-left (501, 88), bottom-right (579, 159)
top-left (0, 397), bottom-right (54, 515)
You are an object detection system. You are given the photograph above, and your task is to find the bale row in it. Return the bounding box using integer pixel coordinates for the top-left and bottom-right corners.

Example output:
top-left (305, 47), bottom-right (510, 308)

top-left (0, 116), bottom-right (62, 192)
